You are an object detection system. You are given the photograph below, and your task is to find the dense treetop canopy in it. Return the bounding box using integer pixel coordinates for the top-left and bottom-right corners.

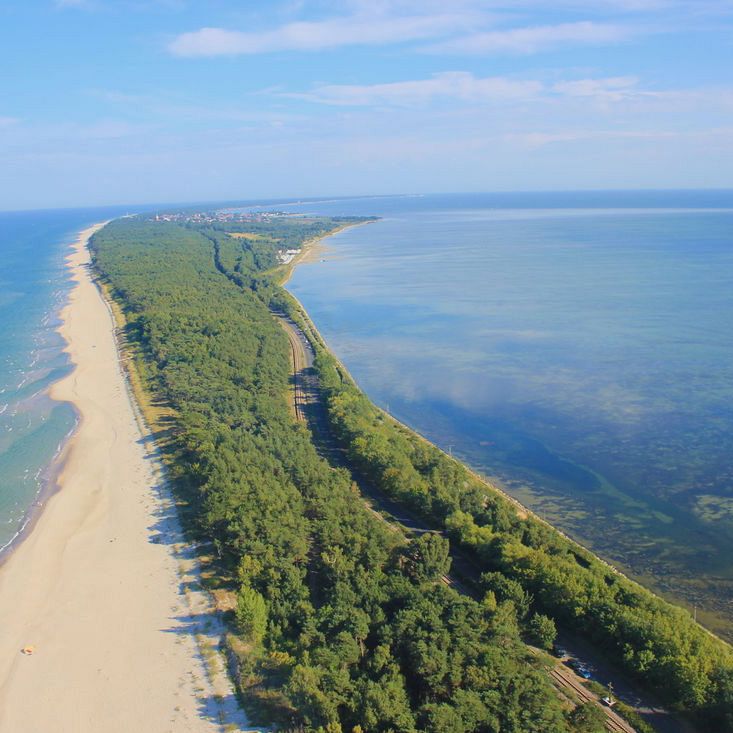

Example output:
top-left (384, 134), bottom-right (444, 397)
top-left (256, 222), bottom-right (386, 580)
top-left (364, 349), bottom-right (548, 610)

top-left (92, 213), bottom-right (733, 732)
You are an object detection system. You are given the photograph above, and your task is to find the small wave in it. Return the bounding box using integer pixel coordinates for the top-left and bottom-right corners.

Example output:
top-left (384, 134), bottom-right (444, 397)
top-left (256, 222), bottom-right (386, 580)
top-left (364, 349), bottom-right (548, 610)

top-left (0, 519), bottom-right (29, 554)
top-left (0, 501), bottom-right (35, 553)
top-left (0, 418), bottom-right (75, 555)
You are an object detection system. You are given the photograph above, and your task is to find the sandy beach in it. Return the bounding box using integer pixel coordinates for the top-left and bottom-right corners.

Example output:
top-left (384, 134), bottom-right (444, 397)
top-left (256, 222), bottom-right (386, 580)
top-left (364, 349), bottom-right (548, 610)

top-left (0, 225), bottom-right (252, 732)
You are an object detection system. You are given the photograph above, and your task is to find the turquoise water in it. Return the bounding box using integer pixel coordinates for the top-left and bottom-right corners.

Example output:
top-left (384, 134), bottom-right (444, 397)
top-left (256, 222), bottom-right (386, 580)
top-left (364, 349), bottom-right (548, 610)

top-left (0, 207), bottom-right (133, 553)
top-left (282, 192), bottom-right (733, 628)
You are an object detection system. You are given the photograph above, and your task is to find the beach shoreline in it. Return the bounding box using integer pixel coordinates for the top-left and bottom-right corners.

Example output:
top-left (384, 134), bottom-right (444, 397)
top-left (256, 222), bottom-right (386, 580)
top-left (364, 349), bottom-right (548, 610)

top-left (0, 415), bottom-right (77, 562)
top-left (0, 234), bottom-right (86, 561)
top-left (277, 219), bottom-right (375, 286)
top-left (283, 225), bottom-right (720, 636)
top-left (0, 223), bottom-right (251, 733)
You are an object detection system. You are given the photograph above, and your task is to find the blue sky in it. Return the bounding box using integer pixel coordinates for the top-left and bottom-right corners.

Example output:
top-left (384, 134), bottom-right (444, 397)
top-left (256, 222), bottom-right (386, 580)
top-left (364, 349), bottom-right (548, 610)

top-left (2, 0), bottom-right (732, 209)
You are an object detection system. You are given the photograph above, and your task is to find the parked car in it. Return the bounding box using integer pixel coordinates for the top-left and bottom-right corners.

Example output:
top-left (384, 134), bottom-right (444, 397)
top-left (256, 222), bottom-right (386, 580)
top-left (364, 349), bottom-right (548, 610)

top-left (570, 659), bottom-right (593, 679)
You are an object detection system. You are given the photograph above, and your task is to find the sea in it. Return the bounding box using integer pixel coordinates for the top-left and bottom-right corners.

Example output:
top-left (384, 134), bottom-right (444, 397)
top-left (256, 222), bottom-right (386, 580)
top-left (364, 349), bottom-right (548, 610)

top-left (0, 206), bottom-right (139, 555)
top-left (274, 191), bottom-right (733, 633)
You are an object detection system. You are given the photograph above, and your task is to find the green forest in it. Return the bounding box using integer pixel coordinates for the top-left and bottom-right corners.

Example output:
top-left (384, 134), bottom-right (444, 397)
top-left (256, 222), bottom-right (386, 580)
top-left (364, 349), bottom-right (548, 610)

top-left (91, 214), bottom-right (733, 732)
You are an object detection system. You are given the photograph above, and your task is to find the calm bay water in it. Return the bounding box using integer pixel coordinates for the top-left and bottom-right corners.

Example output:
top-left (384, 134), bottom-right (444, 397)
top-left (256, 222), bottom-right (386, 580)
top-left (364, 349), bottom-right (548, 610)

top-left (0, 206), bottom-right (134, 553)
top-left (282, 192), bottom-right (733, 633)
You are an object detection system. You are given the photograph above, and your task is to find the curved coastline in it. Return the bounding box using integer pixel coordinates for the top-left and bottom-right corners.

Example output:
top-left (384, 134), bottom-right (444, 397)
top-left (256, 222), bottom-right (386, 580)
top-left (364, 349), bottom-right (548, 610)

top-left (284, 222), bottom-right (733, 635)
top-left (0, 238), bottom-right (83, 561)
top-left (0, 411), bottom-right (79, 560)
top-left (0, 223), bottom-right (250, 733)
top-left (283, 227), bottom-right (604, 571)
top-left (277, 219), bottom-right (376, 287)
top-left (283, 225), bottom-right (721, 733)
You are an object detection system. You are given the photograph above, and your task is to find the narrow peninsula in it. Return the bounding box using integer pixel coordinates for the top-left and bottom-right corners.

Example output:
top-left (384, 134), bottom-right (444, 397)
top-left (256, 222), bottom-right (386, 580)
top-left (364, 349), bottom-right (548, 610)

top-left (72, 210), bottom-right (733, 733)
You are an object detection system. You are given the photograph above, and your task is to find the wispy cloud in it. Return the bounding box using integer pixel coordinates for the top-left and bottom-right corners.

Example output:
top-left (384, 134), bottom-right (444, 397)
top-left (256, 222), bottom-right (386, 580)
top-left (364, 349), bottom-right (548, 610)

top-left (281, 73), bottom-right (656, 107)
top-left (54, 0), bottom-right (94, 7)
top-left (16, 119), bottom-right (153, 143)
top-left (287, 72), bottom-right (542, 107)
top-left (168, 11), bottom-right (479, 56)
top-left (80, 120), bottom-right (150, 139)
top-left (168, 5), bottom-right (648, 60)
top-left (504, 126), bottom-right (733, 150)
top-left (424, 21), bottom-right (632, 55)
top-left (88, 88), bottom-right (306, 127)
top-left (92, 89), bottom-right (147, 105)
top-left (552, 76), bottom-right (640, 100)
top-left (504, 128), bottom-right (675, 149)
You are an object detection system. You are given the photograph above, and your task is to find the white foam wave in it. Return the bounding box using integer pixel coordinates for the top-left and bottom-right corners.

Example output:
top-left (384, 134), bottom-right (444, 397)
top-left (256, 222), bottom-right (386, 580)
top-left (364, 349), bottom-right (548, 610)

top-left (0, 518), bottom-right (29, 554)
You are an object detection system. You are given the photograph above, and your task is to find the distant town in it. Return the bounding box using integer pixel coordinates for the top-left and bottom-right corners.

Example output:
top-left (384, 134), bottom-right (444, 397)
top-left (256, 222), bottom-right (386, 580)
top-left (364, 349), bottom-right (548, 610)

top-left (149, 209), bottom-right (291, 225)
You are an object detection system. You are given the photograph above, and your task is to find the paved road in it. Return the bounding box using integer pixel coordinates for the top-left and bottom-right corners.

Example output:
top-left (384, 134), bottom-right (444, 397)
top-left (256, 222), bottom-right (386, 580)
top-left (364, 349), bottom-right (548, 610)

top-left (276, 312), bottom-right (700, 733)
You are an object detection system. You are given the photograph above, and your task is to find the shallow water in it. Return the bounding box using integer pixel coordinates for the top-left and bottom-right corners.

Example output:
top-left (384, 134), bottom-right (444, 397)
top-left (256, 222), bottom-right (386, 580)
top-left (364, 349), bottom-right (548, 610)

top-left (0, 206), bottom-right (137, 552)
top-left (283, 192), bottom-right (733, 632)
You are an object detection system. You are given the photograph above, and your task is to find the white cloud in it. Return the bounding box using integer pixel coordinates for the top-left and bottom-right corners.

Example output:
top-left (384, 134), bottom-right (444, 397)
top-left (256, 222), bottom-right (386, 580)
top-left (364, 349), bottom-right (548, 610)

top-left (288, 72), bottom-right (542, 107)
top-left (33, 120), bottom-right (151, 142)
top-left (281, 72), bottom-right (650, 108)
top-left (89, 88), bottom-right (308, 126)
top-left (504, 129), bottom-right (676, 149)
top-left (80, 120), bottom-right (149, 139)
top-left (93, 90), bottom-right (147, 104)
top-left (166, 1), bottom-right (711, 60)
top-left (425, 21), bottom-right (631, 54)
top-left (168, 11), bottom-right (478, 56)
top-left (552, 76), bottom-right (640, 101)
